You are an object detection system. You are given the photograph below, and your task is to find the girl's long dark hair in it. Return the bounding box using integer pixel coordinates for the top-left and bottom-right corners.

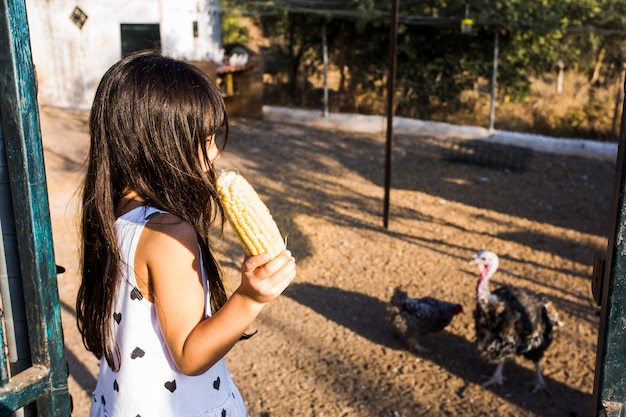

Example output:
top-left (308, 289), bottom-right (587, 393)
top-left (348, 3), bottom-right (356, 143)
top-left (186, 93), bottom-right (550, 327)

top-left (76, 51), bottom-right (229, 370)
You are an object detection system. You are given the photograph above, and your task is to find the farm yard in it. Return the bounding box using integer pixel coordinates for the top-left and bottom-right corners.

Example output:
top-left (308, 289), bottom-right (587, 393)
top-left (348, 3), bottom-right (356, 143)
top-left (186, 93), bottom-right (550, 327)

top-left (42, 106), bottom-right (613, 416)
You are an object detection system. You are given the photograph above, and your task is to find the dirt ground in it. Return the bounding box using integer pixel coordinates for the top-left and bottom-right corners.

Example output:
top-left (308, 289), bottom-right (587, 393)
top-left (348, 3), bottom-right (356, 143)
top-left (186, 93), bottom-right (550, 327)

top-left (40, 106), bottom-right (613, 416)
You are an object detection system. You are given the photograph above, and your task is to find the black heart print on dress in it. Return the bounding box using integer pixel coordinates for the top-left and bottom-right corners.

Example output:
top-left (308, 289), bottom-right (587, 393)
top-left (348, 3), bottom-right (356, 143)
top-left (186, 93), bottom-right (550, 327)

top-left (113, 380), bottom-right (119, 392)
top-left (164, 380), bottom-right (177, 393)
top-left (130, 287), bottom-right (143, 300)
top-left (113, 312), bottom-right (122, 324)
top-left (213, 376), bottom-right (220, 390)
top-left (131, 347), bottom-right (145, 359)
top-left (221, 409), bottom-right (226, 417)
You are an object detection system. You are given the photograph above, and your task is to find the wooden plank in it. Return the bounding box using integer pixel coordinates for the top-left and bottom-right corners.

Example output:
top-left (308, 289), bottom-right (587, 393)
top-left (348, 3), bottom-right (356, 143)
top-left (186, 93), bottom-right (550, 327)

top-left (0, 0), bottom-right (71, 415)
top-left (0, 366), bottom-right (49, 416)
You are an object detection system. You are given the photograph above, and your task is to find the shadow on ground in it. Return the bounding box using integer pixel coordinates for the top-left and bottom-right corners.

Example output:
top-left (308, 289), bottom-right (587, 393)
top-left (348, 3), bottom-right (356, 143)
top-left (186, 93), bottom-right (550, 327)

top-left (284, 282), bottom-right (592, 417)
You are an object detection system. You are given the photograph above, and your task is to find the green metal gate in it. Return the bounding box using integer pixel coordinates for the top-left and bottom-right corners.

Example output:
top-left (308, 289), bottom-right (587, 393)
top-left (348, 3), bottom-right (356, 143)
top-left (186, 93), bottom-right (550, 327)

top-left (593, 78), bottom-right (626, 416)
top-left (0, 0), bottom-right (72, 415)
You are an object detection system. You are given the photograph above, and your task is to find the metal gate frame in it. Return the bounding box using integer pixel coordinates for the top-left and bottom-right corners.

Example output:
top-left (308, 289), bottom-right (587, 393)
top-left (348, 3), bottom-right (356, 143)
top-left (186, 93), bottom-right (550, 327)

top-left (592, 76), bottom-right (626, 415)
top-left (0, 0), bottom-right (72, 415)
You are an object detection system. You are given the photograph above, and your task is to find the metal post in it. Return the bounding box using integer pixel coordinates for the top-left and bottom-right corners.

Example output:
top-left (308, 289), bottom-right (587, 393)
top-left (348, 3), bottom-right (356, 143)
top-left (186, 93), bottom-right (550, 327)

top-left (322, 24), bottom-right (329, 118)
top-left (383, 0), bottom-right (399, 228)
top-left (488, 29), bottom-right (499, 131)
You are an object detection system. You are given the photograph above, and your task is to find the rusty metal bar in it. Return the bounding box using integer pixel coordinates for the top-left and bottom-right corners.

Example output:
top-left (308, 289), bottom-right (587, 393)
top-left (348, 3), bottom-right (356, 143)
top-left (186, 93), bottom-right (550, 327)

top-left (383, 0), bottom-right (399, 228)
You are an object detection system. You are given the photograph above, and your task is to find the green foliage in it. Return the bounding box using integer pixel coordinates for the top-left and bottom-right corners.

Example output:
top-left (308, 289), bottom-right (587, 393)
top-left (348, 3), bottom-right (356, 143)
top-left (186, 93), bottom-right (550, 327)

top-left (221, 17), bottom-right (249, 45)
top-left (219, 0), bottom-right (250, 45)
top-left (559, 0), bottom-right (624, 80)
top-left (220, 0), bottom-right (626, 121)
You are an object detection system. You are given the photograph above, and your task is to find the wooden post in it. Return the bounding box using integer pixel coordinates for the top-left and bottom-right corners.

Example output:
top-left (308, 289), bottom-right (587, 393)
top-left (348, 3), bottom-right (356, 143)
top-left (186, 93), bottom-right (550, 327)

top-left (488, 30), bottom-right (499, 131)
top-left (556, 60), bottom-right (564, 94)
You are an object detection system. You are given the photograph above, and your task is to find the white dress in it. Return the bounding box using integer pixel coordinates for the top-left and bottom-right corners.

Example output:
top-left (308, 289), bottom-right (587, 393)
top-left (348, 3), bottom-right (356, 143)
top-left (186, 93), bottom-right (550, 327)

top-left (90, 206), bottom-right (248, 417)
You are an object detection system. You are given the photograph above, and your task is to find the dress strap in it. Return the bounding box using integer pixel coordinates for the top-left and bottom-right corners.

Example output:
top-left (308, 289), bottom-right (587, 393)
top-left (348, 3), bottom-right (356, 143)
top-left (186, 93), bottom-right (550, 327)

top-left (143, 207), bottom-right (167, 222)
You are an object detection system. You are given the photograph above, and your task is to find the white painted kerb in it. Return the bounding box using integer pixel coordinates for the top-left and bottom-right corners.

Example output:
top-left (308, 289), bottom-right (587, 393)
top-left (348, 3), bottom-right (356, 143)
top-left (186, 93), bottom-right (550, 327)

top-left (263, 105), bottom-right (618, 163)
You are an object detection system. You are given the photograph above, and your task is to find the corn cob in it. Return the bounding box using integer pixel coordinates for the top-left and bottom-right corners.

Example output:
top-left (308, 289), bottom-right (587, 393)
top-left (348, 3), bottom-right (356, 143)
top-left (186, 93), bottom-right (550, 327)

top-left (216, 170), bottom-right (286, 259)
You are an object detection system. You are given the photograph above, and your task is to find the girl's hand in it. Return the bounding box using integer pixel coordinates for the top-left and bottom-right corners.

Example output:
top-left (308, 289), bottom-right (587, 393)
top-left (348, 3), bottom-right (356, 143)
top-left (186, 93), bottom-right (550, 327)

top-left (235, 250), bottom-right (296, 305)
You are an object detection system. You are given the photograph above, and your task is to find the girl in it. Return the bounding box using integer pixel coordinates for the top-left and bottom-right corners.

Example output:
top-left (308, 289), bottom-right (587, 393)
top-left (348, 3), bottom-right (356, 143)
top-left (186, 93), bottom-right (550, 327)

top-left (76, 51), bottom-right (296, 417)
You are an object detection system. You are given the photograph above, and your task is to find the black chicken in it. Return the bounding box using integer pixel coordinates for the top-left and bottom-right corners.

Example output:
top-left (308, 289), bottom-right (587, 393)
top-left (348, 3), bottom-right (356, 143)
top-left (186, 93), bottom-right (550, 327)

top-left (387, 286), bottom-right (463, 352)
top-left (470, 250), bottom-right (562, 394)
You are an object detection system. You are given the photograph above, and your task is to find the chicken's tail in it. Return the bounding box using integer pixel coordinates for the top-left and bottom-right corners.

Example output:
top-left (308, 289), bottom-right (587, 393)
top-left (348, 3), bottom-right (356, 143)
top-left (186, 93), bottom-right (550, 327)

top-left (390, 285), bottom-right (408, 307)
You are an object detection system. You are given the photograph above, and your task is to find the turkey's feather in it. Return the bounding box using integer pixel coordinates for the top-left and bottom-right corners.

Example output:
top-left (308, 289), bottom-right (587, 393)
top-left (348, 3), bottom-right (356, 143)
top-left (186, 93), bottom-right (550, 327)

top-left (470, 250), bottom-right (561, 393)
top-left (474, 284), bottom-right (558, 364)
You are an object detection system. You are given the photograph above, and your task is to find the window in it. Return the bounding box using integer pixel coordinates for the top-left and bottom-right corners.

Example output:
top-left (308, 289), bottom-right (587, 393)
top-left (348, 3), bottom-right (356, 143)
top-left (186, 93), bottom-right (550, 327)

top-left (120, 24), bottom-right (161, 56)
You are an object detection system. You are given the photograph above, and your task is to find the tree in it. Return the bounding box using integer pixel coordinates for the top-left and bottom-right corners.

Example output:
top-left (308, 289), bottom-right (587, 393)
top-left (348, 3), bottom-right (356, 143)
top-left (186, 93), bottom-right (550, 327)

top-left (220, 0), bottom-right (622, 124)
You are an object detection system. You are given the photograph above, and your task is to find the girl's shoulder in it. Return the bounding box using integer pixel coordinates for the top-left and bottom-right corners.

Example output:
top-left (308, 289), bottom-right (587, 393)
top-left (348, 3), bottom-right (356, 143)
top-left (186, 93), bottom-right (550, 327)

top-left (134, 211), bottom-right (202, 301)
top-left (140, 212), bottom-right (199, 260)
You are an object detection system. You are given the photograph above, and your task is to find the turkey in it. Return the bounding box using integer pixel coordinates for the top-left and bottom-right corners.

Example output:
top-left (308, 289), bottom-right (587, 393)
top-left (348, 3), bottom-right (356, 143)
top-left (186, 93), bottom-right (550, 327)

top-left (387, 286), bottom-right (463, 353)
top-left (470, 250), bottom-right (562, 395)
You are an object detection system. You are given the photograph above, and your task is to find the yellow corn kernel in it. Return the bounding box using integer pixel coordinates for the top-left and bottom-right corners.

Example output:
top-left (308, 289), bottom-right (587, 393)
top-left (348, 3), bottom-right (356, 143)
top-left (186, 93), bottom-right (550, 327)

top-left (216, 170), bottom-right (286, 259)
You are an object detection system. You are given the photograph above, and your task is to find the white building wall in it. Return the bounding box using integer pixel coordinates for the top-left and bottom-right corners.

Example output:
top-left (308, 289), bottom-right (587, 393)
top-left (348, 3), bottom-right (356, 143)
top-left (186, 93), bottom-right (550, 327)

top-left (26, 0), bottom-right (222, 110)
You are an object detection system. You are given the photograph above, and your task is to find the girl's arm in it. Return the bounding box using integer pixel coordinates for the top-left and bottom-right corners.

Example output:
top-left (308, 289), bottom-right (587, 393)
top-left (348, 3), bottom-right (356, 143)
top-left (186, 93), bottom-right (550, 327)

top-left (139, 215), bottom-right (296, 376)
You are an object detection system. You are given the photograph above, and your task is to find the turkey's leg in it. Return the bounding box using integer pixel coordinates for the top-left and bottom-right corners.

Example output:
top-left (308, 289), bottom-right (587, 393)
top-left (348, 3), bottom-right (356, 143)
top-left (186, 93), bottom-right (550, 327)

top-left (530, 362), bottom-right (550, 396)
top-left (482, 362), bottom-right (505, 387)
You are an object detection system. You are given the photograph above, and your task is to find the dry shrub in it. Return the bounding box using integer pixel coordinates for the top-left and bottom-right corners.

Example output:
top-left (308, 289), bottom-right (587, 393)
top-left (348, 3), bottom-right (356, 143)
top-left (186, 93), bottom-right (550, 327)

top-left (498, 72), bottom-right (622, 141)
top-left (263, 69), bottom-right (623, 141)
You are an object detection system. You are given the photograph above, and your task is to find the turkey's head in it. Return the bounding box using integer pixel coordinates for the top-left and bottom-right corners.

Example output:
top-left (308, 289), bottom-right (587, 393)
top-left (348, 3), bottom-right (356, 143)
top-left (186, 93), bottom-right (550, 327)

top-left (470, 250), bottom-right (499, 287)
